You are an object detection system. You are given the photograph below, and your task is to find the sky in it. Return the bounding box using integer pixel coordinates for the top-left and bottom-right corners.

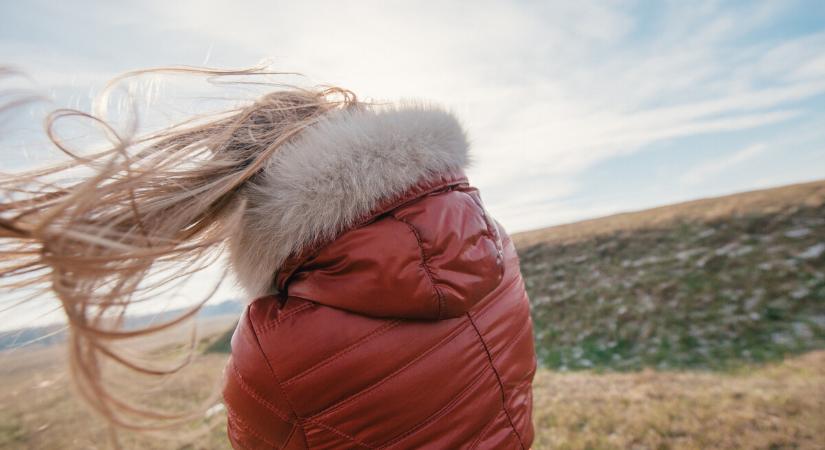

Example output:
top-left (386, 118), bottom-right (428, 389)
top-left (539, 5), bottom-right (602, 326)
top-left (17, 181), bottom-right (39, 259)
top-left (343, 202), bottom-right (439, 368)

top-left (1, 0), bottom-right (824, 329)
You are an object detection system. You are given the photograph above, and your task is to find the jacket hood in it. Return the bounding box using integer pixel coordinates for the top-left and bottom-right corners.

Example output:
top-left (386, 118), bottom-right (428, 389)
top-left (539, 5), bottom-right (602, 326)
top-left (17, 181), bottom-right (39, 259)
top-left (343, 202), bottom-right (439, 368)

top-left (228, 102), bottom-right (472, 298)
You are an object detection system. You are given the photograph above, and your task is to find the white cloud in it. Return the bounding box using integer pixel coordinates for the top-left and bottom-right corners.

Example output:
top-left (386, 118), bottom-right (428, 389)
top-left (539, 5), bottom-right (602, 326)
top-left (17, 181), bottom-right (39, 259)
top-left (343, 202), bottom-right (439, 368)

top-left (4, 0), bottom-right (825, 224)
top-left (680, 143), bottom-right (769, 185)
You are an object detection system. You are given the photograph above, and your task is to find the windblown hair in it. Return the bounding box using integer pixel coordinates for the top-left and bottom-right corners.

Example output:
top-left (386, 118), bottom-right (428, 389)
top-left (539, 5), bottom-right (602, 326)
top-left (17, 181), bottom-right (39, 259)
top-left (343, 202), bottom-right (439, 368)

top-left (0, 66), bottom-right (359, 435)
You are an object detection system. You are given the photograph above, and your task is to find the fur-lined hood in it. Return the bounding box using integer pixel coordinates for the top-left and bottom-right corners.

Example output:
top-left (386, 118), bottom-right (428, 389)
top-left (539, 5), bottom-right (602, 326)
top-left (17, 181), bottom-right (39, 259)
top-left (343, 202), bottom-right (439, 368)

top-left (228, 102), bottom-right (472, 297)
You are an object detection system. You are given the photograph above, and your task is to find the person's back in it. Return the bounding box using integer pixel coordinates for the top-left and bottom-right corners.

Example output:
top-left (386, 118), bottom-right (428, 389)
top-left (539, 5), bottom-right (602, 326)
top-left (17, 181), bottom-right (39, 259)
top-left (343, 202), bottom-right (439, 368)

top-left (0, 69), bottom-right (536, 449)
top-left (223, 104), bottom-right (536, 449)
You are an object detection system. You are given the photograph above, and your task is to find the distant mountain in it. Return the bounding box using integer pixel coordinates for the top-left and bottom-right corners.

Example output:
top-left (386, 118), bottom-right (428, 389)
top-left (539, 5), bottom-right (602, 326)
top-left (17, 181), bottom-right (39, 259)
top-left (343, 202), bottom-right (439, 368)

top-left (0, 300), bottom-right (244, 351)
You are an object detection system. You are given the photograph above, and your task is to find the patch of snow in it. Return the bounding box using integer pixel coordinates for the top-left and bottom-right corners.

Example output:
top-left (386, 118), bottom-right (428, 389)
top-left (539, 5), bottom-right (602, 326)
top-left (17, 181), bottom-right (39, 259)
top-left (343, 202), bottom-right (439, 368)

top-left (811, 315), bottom-right (825, 330)
top-left (791, 287), bottom-right (810, 300)
top-left (713, 242), bottom-right (752, 257)
top-left (205, 403), bottom-right (225, 418)
top-left (697, 228), bottom-right (716, 239)
top-left (784, 228), bottom-right (811, 238)
top-left (792, 322), bottom-right (813, 340)
top-left (676, 248), bottom-right (706, 261)
top-left (771, 333), bottom-right (794, 346)
top-left (745, 295), bottom-right (761, 311)
top-left (798, 243), bottom-right (825, 260)
top-left (732, 245), bottom-right (753, 257)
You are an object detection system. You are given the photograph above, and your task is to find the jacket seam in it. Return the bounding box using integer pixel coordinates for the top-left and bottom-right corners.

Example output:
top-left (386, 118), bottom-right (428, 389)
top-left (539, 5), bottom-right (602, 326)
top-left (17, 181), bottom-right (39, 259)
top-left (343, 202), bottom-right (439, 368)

top-left (512, 377), bottom-right (535, 390)
top-left (283, 320), bottom-right (402, 386)
top-left (496, 322), bottom-right (536, 390)
top-left (373, 357), bottom-right (489, 448)
top-left (466, 313), bottom-right (527, 450)
top-left (375, 176), bottom-right (466, 225)
top-left (308, 321), bottom-right (470, 419)
top-left (463, 191), bottom-right (496, 240)
top-left (256, 301), bottom-right (315, 334)
top-left (473, 271), bottom-right (520, 319)
top-left (225, 409), bottom-right (248, 450)
top-left (229, 360), bottom-right (293, 422)
top-left (303, 416), bottom-right (376, 449)
top-left (226, 406), bottom-right (279, 449)
top-left (392, 215), bottom-right (445, 318)
top-left (496, 315), bottom-right (533, 364)
top-left (281, 424), bottom-right (298, 450)
top-left (464, 191), bottom-right (506, 280)
top-left (466, 268), bottom-right (518, 317)
top-left (245, 309), bottom-right (309, 446)
top-left (467, 411), bottom-right (502, 450)
top-left (277, 302), bottom-right (315, 323)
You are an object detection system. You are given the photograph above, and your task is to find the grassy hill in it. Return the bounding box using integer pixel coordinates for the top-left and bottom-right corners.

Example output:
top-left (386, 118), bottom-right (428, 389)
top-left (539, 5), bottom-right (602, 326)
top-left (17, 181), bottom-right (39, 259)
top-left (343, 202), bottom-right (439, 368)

top-left (516, 180), bottom-right (825, 370)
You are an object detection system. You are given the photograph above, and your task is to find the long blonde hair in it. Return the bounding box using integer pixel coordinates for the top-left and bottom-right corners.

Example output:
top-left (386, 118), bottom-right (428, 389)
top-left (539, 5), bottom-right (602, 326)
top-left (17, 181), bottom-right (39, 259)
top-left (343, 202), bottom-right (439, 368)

top-left (0, 66), bottom-right (358, 433)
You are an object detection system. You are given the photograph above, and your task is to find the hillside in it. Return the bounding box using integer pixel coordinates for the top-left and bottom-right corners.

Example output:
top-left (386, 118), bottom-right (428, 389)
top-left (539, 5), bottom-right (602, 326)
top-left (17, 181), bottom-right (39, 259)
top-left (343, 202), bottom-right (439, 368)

top-left (516, 180), bottom-right (825, 370)
top-left (512, 179), bottom-right (825, 249)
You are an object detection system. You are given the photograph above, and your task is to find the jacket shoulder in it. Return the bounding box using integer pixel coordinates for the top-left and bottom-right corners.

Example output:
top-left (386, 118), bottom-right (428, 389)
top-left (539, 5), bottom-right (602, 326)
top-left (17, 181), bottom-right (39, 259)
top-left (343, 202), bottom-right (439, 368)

top-left (285, 186), bottom-right (506, 320)
top-left (387, 187), bottom-right (506, 317)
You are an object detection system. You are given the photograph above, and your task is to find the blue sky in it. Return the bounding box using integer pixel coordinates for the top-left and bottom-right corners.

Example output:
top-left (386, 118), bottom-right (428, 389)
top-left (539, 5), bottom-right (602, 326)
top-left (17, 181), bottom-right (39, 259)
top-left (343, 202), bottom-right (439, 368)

top-left (1, 0), bottom-right (825, 328)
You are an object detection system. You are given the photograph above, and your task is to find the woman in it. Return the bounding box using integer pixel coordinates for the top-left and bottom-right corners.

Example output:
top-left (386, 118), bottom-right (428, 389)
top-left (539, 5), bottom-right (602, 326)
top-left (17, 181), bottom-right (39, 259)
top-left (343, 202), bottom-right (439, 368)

top-left (1, 67), bottom-right (536, 449)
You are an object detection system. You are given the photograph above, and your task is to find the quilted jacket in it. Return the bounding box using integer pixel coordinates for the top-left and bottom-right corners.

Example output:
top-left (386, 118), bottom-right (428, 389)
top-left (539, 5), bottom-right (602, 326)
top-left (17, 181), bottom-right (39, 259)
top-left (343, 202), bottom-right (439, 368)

top-left (222, 102), bottom-right (537, 449)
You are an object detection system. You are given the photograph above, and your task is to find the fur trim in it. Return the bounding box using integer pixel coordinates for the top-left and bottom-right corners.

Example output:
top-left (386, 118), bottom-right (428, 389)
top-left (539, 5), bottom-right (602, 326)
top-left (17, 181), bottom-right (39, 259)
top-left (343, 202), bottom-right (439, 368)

top-left (228, 102), bottom-right (471, 297)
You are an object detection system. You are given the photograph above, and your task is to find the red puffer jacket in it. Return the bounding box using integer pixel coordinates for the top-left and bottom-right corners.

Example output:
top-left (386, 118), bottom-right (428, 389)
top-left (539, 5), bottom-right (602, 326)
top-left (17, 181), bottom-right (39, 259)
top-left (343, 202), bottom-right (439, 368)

top-left (222, 103), bottom-right (536, 449)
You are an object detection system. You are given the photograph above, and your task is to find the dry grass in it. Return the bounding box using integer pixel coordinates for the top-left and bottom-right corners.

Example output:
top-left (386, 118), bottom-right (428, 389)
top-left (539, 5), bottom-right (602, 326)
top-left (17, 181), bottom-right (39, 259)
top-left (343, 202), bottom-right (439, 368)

top-left (532, 351), bottom-right (825, 450)
top-left (0, 318), bottom-right (236, 450)
top-left (0, 347), bottom-right (232, 449)
top-left (2, 335), bottom-right (823, 449)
